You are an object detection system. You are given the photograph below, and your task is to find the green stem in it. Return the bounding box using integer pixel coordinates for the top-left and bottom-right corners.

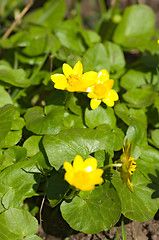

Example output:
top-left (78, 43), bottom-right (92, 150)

top-left (99, 0), bottom-right (107, 16)
top-left (103, 163), bottom-right (122, 171)
top-left (64, 188), bottom-right (79, 200)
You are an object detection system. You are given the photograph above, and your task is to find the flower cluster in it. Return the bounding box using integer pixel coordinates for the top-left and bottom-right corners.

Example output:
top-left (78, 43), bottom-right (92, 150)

top-left (117, 139), bottom-right (136, 192)
top-left (51, 61), bottom-right (118, 109)
top-left (64, 155), bottom-right (103, 191)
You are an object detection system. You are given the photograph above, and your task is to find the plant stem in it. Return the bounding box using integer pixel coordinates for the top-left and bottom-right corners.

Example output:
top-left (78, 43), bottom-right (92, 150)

top-left (103, 163), bottom-right (122, 171)
top-left (99, 0), bottom-right (107, 16)
top-left (2, 0), bottom-right (34, 39)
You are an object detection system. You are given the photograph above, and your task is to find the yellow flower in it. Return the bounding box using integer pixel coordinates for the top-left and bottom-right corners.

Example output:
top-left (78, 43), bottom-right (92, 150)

top-left (158, 40), bottom-right (159, 44)
top-left (64, 155), bottom-right (103, 191)
top-left (87, 69), bottom-right (119, 109)
top-left (118, 139), bottom-right (136, 192)
top-left (51, 61), bottom-right (98, 92)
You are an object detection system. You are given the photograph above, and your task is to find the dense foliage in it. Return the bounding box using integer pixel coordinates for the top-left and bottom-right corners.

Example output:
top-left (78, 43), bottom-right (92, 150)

top-left (0, 0), bottom-right (159, 238)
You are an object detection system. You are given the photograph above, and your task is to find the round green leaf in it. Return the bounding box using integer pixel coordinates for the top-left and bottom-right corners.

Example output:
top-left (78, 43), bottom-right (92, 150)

top-left (0, 161), bottom-right (41, 211)
top-left (56, 20), bottom-right (85, 52)
top-left (1, 130), bottom-right (22, 148)
top-left (85, 106), bottom-right (116, 129)
top-left (83, 43), bottom-right (110, 72)
top-left (104, 41), bottom-right (126, 71)
top-left (23, 135), bottom-right (43, 157)
top-left (115, 103), bottom-right (147, 128)
top-left (0, 86), bottom-right (13, 107)
top-left (113, 5), bottom-right (155, 48)
top-left (0, 104), bottom-right (14, 143)
top-left (61, 182), bottom-right (121, 234)
top-left (24, 105), bottom-right (65, 134)
top-left (0, 65), bottom-right (31, 88)
top-left (112, 168), bottom-right (158, 222)
top-left (123, 89), bottom-right (156, 108)
top-left (0, 208), bottom-right (39, 240)
top-left (126, 121), bottom-right (147, 147)
top-left (151, 129), bottom-right (159, 148)
top-left (0, 146), bottom-right (27, 170)
top-left (43, 127), bottom-right (113, 170)
top-left (120, 69), bottom-right (152, 90)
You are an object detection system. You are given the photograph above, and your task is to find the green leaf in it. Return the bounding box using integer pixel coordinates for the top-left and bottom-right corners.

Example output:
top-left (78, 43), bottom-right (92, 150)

top-left (126, 121), bottom-right (147, 147)
top-left (24, 0), bottom-right (66, 31)
top-left (83, 43), bottom-right (110, 72)
top-left (47, 171), bottom-right (69, 208)
top-left (0, 160), bottom-right (41, 211)
top-left (61, 182), bottom-right (121, 234)
top-left (150, 129), bottom-right (159, 148)
top-left (113, 5), bottom-right (155, 48)
top-left (56, 20), bottom-right (85, 53)
top-left (0, 86), bottom-right (13, 107)
top-left (25, 236), bottom-right (42, 240)
top-left (0, 65), bottom-right (31, 88)
top-left (24, 105), bottom-right (65, 134)
top-left (0, 146), bottom-right (27, 170)
top-left (120, 69), bottom-right (157, 90)
top-left (104, 41), bottom-right (126, 71)
top-left (80, 29), bottom-right (101, 47)
top-left (123, 89), bottom-right (156, 108)
top-left (23, 135), bottom-right (43, 157)
top-left (114, 103), bottom-right (147, 128)
top-left (0, 104), bottom-right (14, 143)
top-left (62, 112), bottom-right (85, 129)
top-left (43, 127), bottom-right (114, 170)
top-left (85, 106), bottom-right (116, 129)
top-left (154, 95), bottom-right (159, 114)
top-left (1, 130), bottom-right (22, 148)
top-left (0, 208), bottom-right (39, 240)
top-left (112, 169), bottom-right (158, 222)
top-left (66, 93), bottom-right (83, 116)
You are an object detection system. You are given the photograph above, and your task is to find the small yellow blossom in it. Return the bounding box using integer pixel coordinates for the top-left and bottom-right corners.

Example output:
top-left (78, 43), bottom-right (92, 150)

top-left (64, 155), bottom-right (103, 191)
top-left (158, 40), bottom-right (159, 44)
top-left (118, 139), bottom-right (136, 192)
top-left (87, 69), bottom-right (119, 109)
top-left (51, 61), bottom-right (98, 92)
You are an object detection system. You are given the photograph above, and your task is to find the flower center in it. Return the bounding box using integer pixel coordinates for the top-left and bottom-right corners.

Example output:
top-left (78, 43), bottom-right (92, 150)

top-left (128, 157), bottom-right (136, 175)
top-left (67, 74), bottom-right (82, 88)
top-left (73, 171), bottom-right (90, 188)
top-left (93, 83), bottom-right (107, 99)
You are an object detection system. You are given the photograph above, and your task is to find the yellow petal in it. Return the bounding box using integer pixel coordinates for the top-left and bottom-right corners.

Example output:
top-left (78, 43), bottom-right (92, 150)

top-left (87, 91), bottom-right (96, 99)
top-left (73, 61), bottom-right (83, 75)
top-left (106, 79), bottom-right (114, 89)
top-left (73, 155), bottom-right (84, 172)
top-left (109, 89), bottom-right (119, 100)
top-left (51, 74), bottom-right (67, 90)
top-left (79, 184), bottom-right (95, 191)
top-left (103, 89), bottom-right (119, 107)
top-left (97, 69), bottom-right (109, 82)
top-left (64, 161), bottom-right (74, 174)
top-left (126, 177), bottom-right (133, 192)
top-left (64, 172), bottom-right (74, 185)
top-left (89, 169), bottom-right (104, 184)
top-left (90, 99), bottom-right (101, 109)
top-left (63, 63), bottom-right (73, 78)
top-left (84, 158), bottom-right (97, 172)
top-left (82, 71), bottom-right (98, 87)
top-left (103, 98), bottom-right (114, 107)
